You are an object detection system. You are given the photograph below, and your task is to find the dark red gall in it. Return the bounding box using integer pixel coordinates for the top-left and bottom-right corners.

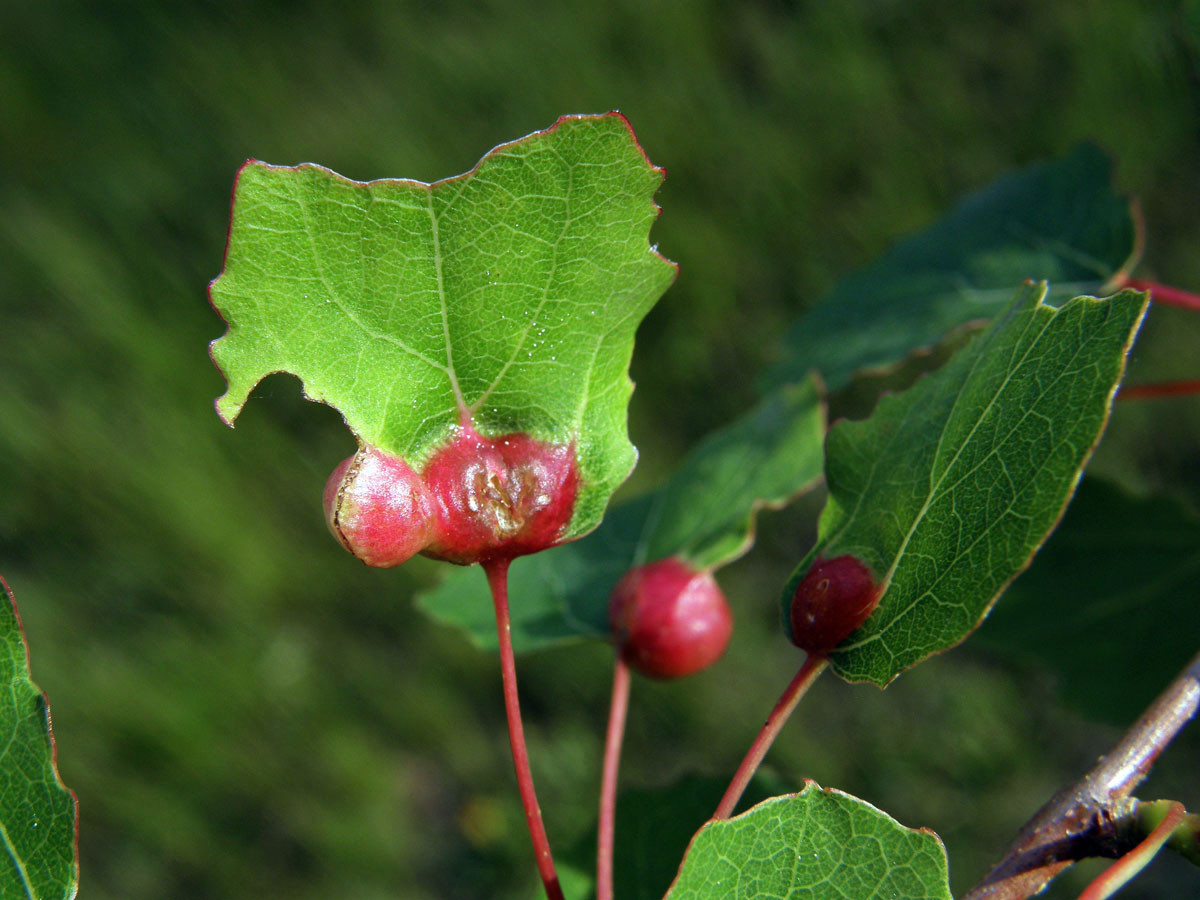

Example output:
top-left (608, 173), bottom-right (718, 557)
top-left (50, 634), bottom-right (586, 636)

top-left (788, 554), bottom-right (880, 655)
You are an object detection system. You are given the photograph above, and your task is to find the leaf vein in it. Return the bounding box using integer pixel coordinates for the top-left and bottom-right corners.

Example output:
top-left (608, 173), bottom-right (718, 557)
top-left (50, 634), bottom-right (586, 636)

top-left (471, 164), bottom-right (576, 414)
top-left (425, 187), bottom-right (468, 415)
top-left (292, 187), bottom-right (448, 376)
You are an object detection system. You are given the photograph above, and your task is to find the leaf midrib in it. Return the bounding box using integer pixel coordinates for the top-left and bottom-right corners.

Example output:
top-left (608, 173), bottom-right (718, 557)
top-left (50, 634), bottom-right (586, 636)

top-left (425, 186), bottom-right (468, 415)
top-left (0, 681), bottom-right (37, 900)
top-left (291, 179), bottom-right (449, 378)
top-left (834, 297), bottom-right (1064, 653)
top-left (0, 818), bottom-right (36, 900)
top-left (424, 159), bottom-right (605, 440)
top-left (470, 164), bottom-right (577, 417)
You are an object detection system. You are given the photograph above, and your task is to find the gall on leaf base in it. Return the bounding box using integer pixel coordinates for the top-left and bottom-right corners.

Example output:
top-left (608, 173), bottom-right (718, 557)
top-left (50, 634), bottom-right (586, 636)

top-left (609, 557), bottom-right (733, 679)
top-left (788, 555), bottom-right (880, 656)
top-left (325, 429), bottom-right (581, 568)
top-left (421, 427), bottom-right (580, 565)
top-left (324, 448), bottom-right (435, 568)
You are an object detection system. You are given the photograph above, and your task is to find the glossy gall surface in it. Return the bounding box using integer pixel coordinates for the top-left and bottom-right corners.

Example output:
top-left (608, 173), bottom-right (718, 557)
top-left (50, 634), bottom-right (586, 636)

top-left (324, 448), bottom-right (435, 568)
top-left (609, 557), bottom-right (732, 680)
top-left (788, 554), bottom-right (880, 655)
top-left (421, 428), bottom-right (579, 565)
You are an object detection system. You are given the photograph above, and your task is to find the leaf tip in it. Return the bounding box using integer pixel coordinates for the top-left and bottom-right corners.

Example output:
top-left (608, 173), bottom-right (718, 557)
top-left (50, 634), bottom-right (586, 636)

top-left (599, 109), bottom-right (662, 171)
top-left (212, 396), bottom-right (239, 428)
top-left (206, 333), bottom-right (244, 427)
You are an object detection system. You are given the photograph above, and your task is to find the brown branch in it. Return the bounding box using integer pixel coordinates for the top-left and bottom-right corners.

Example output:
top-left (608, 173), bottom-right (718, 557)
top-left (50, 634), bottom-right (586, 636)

top-left (1078, 803), bottom-right (1186, 900)
top-left (962, 650), bottom-right (1200, 900)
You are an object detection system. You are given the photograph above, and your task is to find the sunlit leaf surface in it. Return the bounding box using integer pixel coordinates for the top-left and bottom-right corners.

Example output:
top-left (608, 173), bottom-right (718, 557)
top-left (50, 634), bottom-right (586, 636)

top-left (664, 783), bottom-right (952, 900)
top-left (210, 113), bottom-right (677, 538)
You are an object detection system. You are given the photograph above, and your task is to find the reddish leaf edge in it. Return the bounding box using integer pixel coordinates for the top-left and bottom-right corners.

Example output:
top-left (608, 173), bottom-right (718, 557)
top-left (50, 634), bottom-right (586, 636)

top-left (205, 111), bottom-right (678, 430)
top-left (1099, 195), bottom-right (1146, 295)
top-left (0, 575), bottom-right (80, 900)
top-left (665, 779), bottom-right (947, 897)
top-left (822, 284), bottom-right (1150, 688)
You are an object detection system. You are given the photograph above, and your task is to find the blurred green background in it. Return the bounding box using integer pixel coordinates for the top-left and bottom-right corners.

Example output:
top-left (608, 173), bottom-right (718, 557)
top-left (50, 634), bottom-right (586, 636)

top-left (2, 1), bottom-right (1199, 898)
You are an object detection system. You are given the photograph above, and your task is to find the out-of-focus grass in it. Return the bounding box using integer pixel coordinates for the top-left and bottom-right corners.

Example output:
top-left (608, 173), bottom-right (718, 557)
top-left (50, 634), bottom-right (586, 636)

top-left (1, 2), bottom-right (1198, 898)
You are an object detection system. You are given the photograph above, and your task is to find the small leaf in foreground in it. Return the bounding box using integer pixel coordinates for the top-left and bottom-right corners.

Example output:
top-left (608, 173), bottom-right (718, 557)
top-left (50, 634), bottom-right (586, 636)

top-left (417, 378), bottom-right (825, 652)
top-left (764, 145), bottom-right (1138, 392)
top-left (210, 113), bottom-right (677, 543)
top-left (665, 782), bottom-right (952, 900)
top-left (785, 283), bottom-right (1147, 685)
top-left (977, 477), bottom-right (1200, 724)
top-left (0, 577), bottom-right (78, 900)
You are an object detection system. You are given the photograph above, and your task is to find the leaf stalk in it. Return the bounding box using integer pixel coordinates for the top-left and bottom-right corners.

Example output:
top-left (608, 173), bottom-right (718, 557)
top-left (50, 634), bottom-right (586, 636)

top-left (1076, 802), bottom-right (1185, 900)
top-left (712, 654), bottom-right (828, 820)
top-left (483, 558), bottom-right (565, 900)
top-left (596, 658), bottom-right (632, 900)
top-left (1136, 800), bottom-right (1200, 867)
top-left (1116, 379), bottom-right (1200, 401)
top-left (1121, 278), bottom-right (1200, 313)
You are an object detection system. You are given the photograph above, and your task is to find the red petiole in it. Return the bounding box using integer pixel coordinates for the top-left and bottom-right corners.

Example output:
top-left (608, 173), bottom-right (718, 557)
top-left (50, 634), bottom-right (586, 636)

top-left (483, 558), bottom-right (565, 900)
top-left (1121, 278), bottom-right (1200, 313)
top-left (1107, 280), bottom-right (1200, 402)
top-left (1076, 802), bottom-right (1187, 900)
top-left (1117, 379), bottom-right (1200, 401)
top-left (596, 657), bottom-right (632, 900)
top-left (713, 653), bottom-right (829, 820)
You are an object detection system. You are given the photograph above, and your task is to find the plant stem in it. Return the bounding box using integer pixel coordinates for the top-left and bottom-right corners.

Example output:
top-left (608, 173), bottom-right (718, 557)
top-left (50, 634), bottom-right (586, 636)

top-left (1076, 802), bottom-right (1185, 900)
top-left (963, 649), bottom-right (1200, 900)
top-left (1117, 379), bottom-right (1200, 401)
top-left (713, 653), bottom-right (828, 820)
top-left (483, 558), bottom-right (565, 900)
top-left (1122, 278), bottom-right (1200, 313)
top-left (597, 657), bottom-right (632, 900)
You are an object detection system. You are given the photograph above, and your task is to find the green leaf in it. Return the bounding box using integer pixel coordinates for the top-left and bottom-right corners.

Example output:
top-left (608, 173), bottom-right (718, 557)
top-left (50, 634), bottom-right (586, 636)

top-left (977, 478), bottom-right (1200, 724)
top-left (764, 145), bottom-right (1138, 392)
top-left (544, 862), bottom-right (595, 900)
top-left (418, 378), bottom-right (826, 651)
top-left (639, 378), bottom-right (826, 570)
top-left (664, 782), bottom-right (952, 900)
top-left (209, 113), bottom-right (677, 539)
top-left (0, 578), bottom-right (78, 900)
top-left (786, 283), bottom-right (1147, 686)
